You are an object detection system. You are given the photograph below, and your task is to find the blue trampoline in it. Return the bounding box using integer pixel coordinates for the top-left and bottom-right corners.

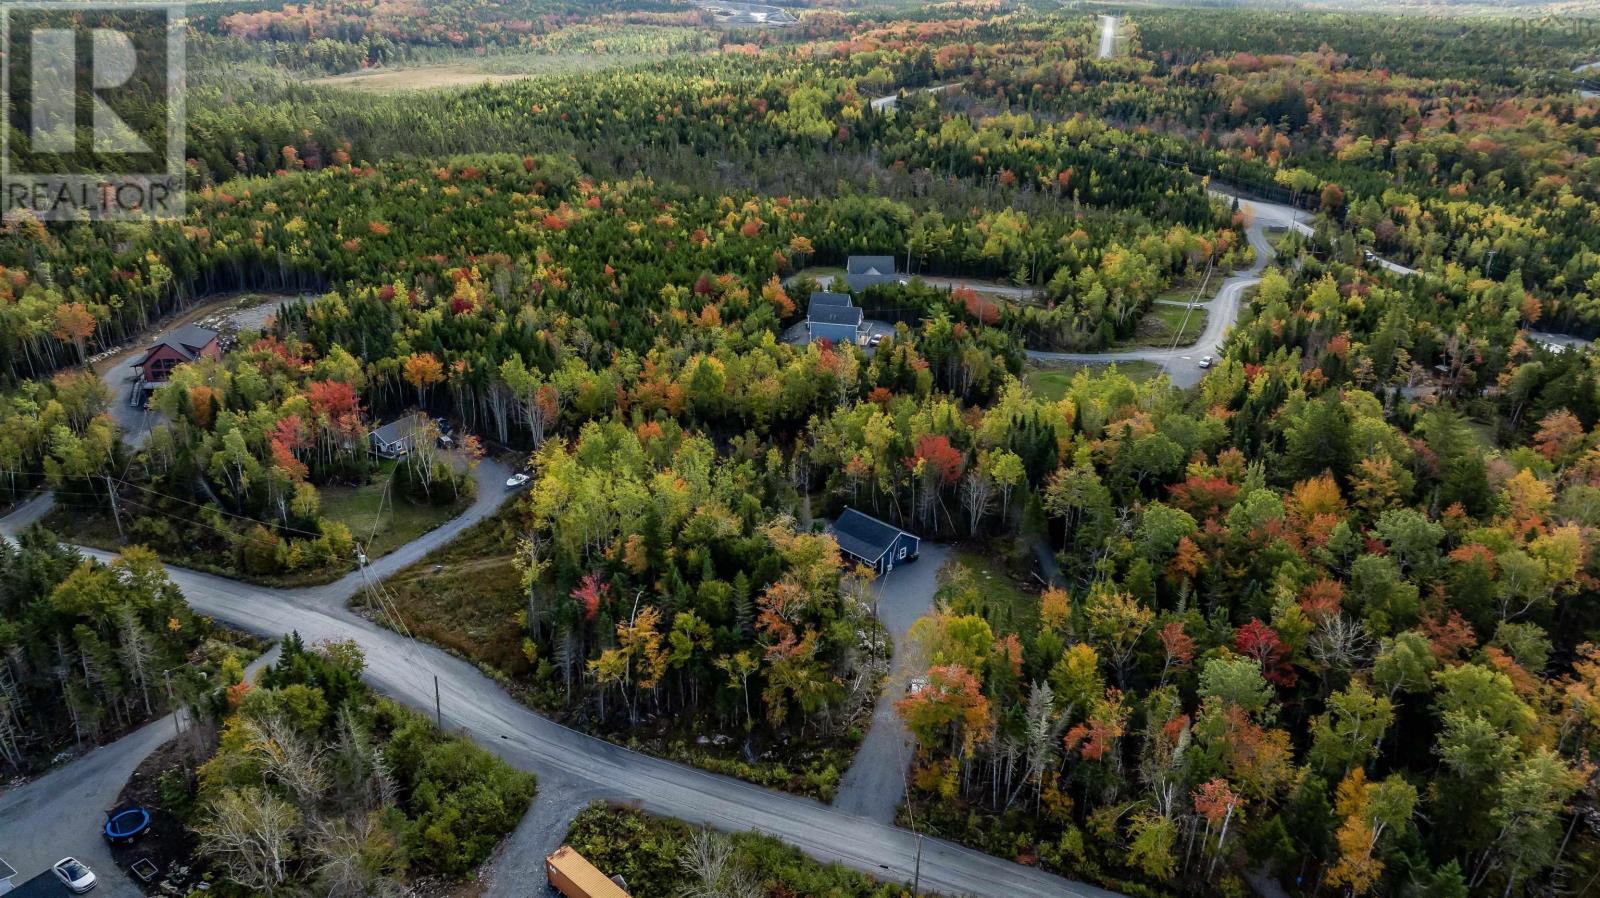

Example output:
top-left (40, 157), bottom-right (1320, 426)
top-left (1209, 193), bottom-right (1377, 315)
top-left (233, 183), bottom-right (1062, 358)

top-left (104, 806), bottom-right (151, 844)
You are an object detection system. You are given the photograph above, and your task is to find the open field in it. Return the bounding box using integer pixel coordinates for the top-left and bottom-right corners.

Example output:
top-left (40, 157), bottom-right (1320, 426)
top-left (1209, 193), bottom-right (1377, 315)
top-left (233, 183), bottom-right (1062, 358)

top-left (305, 52), bottom-right (687, 92)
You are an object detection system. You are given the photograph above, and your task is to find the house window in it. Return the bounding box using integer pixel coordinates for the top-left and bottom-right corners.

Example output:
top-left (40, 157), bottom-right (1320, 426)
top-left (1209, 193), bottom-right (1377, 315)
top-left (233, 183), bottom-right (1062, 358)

top-left (898, 545), bottom-right (908, 560)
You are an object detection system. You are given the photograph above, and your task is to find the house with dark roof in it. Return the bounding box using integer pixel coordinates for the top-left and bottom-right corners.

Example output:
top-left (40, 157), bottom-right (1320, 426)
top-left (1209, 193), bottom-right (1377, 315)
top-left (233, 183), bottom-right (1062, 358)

top-left (369, 415), bottom-right (424, 459)
top-left (845, 255), bottom-right (905, 292)
top-left (131, 324), bottom-right (220, 403)
top-left (806, 291), bottom-right (865, 346)
top-left (831, 507), bottom-right (920, 576)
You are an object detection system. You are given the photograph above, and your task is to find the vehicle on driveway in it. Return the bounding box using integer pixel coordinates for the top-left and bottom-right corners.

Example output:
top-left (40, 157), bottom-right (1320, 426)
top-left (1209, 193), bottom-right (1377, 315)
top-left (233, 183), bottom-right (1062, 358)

top-left (868, 333), bottom-right (885, 347)
top-left (52, 858), bottom-right (95, 894)
top-left (1198, 356), bottom-right (1214, 369)
top-left (506, 472), bottom-right (531, 490)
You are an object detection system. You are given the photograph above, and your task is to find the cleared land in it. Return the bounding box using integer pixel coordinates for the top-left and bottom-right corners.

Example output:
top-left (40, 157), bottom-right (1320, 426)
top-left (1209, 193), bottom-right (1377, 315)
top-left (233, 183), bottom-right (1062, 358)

top-left (1120, 303), bottom-right (1208, 347)
top-left (1025, 361), bottom-right (1162, 400)
top-left (305, 53), bottom-right (683, 92)
top-left (319, 465), bottom-right (472, 560)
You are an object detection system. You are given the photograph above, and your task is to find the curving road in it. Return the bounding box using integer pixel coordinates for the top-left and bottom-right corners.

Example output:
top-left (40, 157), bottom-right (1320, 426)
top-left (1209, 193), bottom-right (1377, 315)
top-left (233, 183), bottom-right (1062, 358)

top-left (1025, 190), bottom-right (1418, 388)
top-left (0, 485), bottom-right (1122, 898)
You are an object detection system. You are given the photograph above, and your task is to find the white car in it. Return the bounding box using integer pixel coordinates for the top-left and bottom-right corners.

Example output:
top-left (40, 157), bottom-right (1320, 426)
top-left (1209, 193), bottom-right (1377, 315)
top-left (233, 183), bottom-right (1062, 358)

top-left (868, 333), bottom-right (885, 347)
top-left (53, 857), bottom-right (96, 894)
top-left (1198, 356), bottom-right (1214, 369)
top-left (505, 473), bottom-right (531, 490)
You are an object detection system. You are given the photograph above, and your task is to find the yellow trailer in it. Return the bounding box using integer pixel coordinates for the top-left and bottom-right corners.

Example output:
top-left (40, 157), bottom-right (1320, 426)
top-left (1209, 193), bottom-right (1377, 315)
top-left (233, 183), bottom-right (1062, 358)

top-left (546, 845), bottom-right (631, 898)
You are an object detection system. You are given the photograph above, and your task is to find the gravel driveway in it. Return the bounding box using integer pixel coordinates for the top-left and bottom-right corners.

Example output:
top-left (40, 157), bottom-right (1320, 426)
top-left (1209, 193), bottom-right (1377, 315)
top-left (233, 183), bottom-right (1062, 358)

top-left (832, 544), bottom-right (950, 823)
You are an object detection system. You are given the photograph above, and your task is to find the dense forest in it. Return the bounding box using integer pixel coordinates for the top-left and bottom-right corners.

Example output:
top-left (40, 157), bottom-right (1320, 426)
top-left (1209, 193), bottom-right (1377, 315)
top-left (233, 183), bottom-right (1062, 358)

top-left (0, 1), bottom-right (1598, 896)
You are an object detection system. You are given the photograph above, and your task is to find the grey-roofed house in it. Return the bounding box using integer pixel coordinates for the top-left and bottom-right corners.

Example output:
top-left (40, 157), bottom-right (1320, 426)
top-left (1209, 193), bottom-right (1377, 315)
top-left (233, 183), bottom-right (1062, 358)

top-left (831, 507), bottom-right (920, 576)
top-left (131, 323), bottom-right (221, 405)
top-left (845, 255), bottom-right (905, 292)
top-left (807, 292), bottom-right (865, 346)
top-left (369, 415), bottom-right (422, 459)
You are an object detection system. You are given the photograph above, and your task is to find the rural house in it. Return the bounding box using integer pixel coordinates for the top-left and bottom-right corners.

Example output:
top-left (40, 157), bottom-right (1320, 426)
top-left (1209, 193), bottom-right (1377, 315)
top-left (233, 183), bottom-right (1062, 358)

top-left (831, 507), bottom-right (920, 576)
top-left (370, 415), bottom-right (424, 459)
top-left (844, 255), bottom-right (905, 292)
top-left (806, 291), bottom-right (865, 345)
top-left (131, 324), bottom-right (221, 404)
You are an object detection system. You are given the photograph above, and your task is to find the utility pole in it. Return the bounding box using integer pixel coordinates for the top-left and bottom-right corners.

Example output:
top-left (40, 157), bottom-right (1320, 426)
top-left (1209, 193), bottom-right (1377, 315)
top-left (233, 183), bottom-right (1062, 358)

top-left (913, 832), bottom-right (923, 896)
top-left (434, 675), bottom-right (442, 729)
top-left (1484, 249), bottom-right (1499, 277)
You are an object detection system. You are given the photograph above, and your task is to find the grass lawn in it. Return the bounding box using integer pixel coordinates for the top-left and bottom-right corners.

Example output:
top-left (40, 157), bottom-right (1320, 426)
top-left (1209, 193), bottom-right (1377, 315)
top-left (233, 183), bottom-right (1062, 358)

top-left (1025, 361), bottom-right (1163, 400)
top-left (318, 465), bottom-right (470, 559)
top-left (1119, 303), bottom-right (1206, 348)
top-left (941, 546), bottom-right (1042, 636)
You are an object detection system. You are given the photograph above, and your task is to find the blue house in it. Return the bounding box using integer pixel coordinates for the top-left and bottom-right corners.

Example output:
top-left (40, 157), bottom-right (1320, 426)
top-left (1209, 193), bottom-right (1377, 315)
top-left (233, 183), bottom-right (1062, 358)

top-left (831, 507), bottom-right (920, 576)
top-left (807, 291), bottom-right (865, 345)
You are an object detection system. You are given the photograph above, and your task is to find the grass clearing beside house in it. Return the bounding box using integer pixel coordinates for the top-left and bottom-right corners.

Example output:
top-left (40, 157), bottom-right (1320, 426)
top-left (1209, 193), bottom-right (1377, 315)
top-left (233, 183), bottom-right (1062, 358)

top-left (367, 508), bottom-right (529, 677)
top-left (941, 546), bottom-right (1041, 637)
top-left (319, 463), bottom-right (470, 559)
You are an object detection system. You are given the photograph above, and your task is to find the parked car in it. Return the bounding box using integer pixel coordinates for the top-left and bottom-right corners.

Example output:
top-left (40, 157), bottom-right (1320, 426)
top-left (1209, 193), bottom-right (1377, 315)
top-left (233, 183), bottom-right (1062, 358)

top-left (868, 333), bottom-right (885, 347)
top-left (506, 472), bottom-right (531, 490)
top-left (1198, 356), bottom-right (1214, 369)
top-left (53, 857), bottom-right (96, 893)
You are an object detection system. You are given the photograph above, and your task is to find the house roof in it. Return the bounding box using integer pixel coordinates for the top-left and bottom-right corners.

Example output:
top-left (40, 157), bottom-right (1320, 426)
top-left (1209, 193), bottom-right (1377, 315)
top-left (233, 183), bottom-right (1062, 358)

top-left (133, 324), bottom-right (218, 369)
top-left (808, 291), bottom-right (852, 311)
top-left (831, 507), bottom-right (913, 563)
top-left (808, 303), bottom-right (863, 327)
top-left (847, 255), bottom-right (897, 276)
top-left (371, 416), bottom-right (420, 445)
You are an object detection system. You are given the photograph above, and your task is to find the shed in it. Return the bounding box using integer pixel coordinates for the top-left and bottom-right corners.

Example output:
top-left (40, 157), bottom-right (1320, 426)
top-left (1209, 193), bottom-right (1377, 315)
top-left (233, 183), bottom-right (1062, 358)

top-left (831, 507), bottom-right (920, 576)
top-left (845, 255), bottom-right (904, 292)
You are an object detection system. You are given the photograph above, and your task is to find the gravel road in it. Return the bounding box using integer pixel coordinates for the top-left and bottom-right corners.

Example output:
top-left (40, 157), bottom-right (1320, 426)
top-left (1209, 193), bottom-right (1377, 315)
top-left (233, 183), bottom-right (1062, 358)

top-left (1, 486), bottom-right (1125, 898)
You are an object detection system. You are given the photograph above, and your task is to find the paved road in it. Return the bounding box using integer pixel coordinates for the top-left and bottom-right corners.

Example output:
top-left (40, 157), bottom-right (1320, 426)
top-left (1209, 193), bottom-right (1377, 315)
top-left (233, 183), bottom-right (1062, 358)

top-left (0, 648), bottom-right (279, 896)
top-left (1578, 62), bottom-right (1598, 101)
top-left (792, 271), bottom-right (1038, 303)
top-left (833, 545), bottom-right (949, 823)
top-left (0, 496), bottom-right (1125, 898)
